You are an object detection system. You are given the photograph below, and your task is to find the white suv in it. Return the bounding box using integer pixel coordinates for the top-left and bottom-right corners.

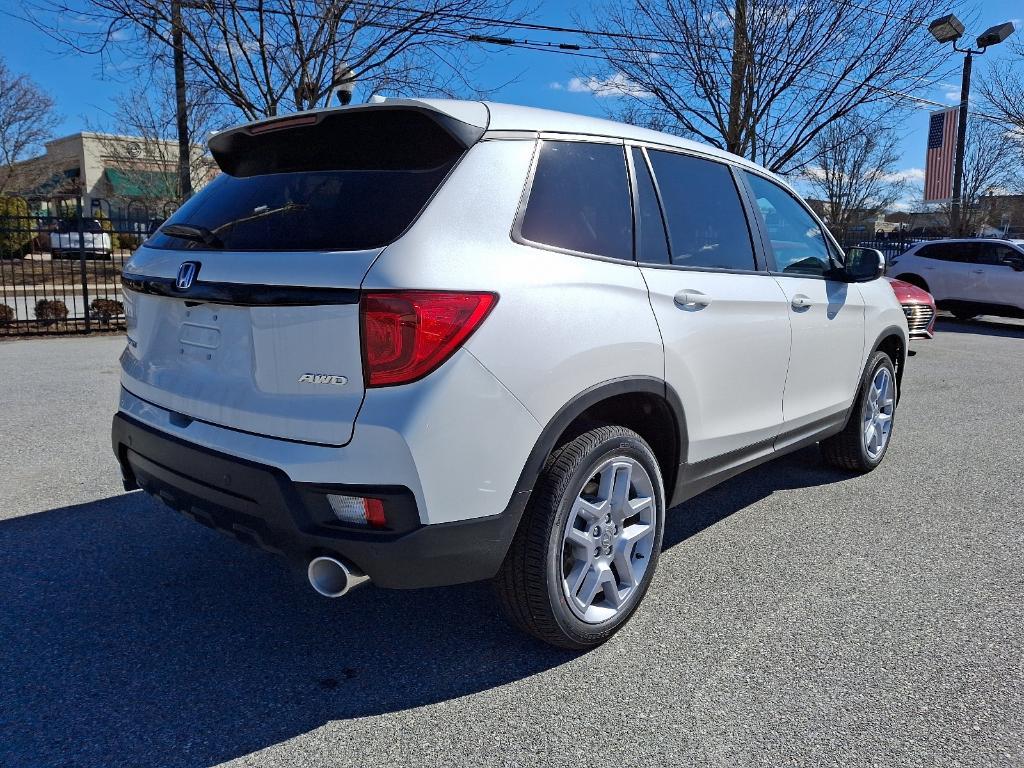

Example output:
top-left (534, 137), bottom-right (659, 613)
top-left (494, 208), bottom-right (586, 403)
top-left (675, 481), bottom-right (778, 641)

top-left (889, 238), bottom-right (1024, 321)
top-left (112, 100), bottom-right (908, 649)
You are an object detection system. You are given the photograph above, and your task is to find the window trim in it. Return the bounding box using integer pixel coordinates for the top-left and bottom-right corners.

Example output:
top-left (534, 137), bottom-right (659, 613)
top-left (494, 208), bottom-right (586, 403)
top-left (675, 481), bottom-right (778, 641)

top-left (626, 145), bottom-right (668, 266)
top-left (510, 137), bottom-right (638, 266)
top-left (737, 168), bottom-right (843, 281)
top-left (635, 144), bottom-right (765, 275)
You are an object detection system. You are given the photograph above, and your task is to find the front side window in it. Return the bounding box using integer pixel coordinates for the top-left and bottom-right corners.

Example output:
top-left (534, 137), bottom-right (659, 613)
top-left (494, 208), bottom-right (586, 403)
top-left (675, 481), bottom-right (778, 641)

top-left (743, 172), bottom-right (833, 276)
top-left (519, 141), bottom-right (632, 260)
top-left (977, 243), bottom-right (1019, 266)
top-left (647, 150), bottom-right (756, 270)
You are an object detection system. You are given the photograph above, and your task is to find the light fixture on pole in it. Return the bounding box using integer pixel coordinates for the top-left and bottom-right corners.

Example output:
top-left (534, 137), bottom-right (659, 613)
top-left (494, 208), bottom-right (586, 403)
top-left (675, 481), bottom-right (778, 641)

top-left (330, 63), bottom-right (357, 106)
top-left (929, 14), bottom-right (1015, 236)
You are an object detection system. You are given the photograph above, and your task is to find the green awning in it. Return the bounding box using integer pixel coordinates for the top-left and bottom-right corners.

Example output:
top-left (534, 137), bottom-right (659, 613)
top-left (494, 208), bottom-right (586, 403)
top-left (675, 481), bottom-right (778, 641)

top-left (105, 168), bottom-right (177, 198)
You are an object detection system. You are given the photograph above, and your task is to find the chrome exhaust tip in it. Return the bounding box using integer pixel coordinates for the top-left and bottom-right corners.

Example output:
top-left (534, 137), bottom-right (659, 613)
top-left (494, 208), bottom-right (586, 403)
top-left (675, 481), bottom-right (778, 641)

top-left (307, 556), bottom-right (369, 598)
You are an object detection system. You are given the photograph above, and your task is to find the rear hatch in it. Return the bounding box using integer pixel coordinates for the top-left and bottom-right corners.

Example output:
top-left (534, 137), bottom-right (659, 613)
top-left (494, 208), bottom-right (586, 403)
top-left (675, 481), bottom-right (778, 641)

top-left (120, 102), bottom-right (487, 445)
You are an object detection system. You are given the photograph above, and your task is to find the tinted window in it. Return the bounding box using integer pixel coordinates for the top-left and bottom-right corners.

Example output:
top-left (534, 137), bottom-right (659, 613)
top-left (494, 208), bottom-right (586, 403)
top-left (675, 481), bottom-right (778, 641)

top-left (976, 243), bottom-right (1019, 266)
top-left (631, 148), bottom-right (669, 265)
top-left (147, 166), bottom-right (455, 252)
top-left (743, 172), bottom-right (832, 276)
top-left (920, 242), bottom-right (968, 262)
top-left (647, 150), bottom-right (755, 270)
top-left (520, 141), bottom-right (632, 260)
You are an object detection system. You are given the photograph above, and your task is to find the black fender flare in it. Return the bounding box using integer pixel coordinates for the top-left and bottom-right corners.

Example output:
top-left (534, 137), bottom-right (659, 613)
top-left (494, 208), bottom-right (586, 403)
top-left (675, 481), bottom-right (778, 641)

top-left (495, 376), bottom-right (688, 547)
top-left (861, 324), bottom-right (909, 405)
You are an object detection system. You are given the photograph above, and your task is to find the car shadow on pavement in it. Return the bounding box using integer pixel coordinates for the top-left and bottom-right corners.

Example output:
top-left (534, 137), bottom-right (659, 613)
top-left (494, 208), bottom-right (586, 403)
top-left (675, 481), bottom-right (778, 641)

top-left (934, 316), bottom-right (1024, 339)
top-left (0, 447), bottom-right (846, 767)
top-left (662, 446), bottom-right (846, 550)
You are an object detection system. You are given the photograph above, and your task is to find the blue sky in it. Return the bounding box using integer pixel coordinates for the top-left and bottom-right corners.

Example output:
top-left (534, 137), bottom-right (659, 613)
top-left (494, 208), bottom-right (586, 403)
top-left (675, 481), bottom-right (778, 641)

top-left (2, 0), bottom-right (1021, 198)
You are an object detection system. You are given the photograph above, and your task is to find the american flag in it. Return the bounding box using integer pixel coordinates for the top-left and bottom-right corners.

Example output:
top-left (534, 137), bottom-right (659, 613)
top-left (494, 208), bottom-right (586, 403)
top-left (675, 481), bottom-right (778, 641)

top-left (923, 107), bottom-right (958, 202)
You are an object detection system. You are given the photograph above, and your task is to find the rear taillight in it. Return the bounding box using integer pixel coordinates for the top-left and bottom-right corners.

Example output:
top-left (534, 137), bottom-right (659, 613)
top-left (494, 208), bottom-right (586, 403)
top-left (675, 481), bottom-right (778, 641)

top-left (361, 291), bottom-right (497, 387)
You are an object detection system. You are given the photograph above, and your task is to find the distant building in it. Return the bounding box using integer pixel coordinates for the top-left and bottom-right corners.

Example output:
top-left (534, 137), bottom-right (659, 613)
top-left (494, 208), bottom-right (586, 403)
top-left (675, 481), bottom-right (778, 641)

top-left (7, 132), bottom-right (215, 220)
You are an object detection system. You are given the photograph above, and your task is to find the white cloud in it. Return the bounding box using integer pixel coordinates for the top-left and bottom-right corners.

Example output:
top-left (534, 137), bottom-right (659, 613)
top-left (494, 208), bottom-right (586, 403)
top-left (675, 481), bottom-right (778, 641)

top-left (944, 91), bottom-right (961, 103)
top-left (558, 73), bottom-right (651, 99)
top-left (885, 167), bottom-right (926, 184)
top-left (549, 81), bottom-right (564, 91)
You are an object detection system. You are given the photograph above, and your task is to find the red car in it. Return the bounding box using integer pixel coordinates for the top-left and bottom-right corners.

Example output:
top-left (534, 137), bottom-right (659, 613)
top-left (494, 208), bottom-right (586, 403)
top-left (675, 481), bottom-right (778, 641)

top-left (886, 277), bottom-right (936, 339)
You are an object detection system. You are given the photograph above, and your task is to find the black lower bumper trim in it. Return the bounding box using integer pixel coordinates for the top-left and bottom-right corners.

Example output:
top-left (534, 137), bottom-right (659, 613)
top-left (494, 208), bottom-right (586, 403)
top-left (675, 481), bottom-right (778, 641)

top-left (111, 413), bottom-right (525, 589)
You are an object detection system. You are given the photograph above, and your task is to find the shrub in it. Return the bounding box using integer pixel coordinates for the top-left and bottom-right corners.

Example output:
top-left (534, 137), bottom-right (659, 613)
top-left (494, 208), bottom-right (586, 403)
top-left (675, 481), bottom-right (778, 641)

top-left (0, 304), bottom-right (15, 325)
top-left (90, 298), bottom-right (124, 323)
top-left (35, 299), bottom-right (69, 323)
top-left (0, 197), bottom-right (32, 258)
top-left (119, 233), bottom-right (141, 251)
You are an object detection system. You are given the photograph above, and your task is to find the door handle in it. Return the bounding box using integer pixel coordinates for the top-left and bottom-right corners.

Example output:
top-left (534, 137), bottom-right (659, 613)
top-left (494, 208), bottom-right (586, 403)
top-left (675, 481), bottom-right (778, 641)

top-left (971, 269), bottom-right (984, 274)
top-left (791, 294), bottom-right (813, 310)
top-left (673, 289), bottom-right (712, 309)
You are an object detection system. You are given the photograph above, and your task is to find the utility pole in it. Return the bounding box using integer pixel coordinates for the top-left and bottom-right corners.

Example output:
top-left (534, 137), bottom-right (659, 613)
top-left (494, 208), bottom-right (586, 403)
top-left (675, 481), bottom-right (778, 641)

top-left (726, 0), bottom-right (747, 157)
top-left (171, 0), bottom-right (192, 201)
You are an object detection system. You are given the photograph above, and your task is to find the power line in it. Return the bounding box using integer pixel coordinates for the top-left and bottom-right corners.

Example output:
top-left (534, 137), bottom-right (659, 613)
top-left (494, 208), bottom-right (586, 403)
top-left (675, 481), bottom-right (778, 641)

top-left (191, 1), bottom-right (999, 119)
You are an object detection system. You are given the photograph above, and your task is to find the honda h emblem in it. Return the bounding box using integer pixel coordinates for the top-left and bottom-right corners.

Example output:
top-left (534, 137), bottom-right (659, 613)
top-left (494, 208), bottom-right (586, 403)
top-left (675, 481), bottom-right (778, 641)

top-left (176, 261), bottom-right (200, 290)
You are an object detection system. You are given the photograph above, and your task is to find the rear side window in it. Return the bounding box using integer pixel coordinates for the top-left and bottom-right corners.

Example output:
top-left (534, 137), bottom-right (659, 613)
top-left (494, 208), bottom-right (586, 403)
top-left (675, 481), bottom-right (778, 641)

top-left (519, 141), bottom-right (632, 260)
top-left (647, 150), bottom-right (755, 270)
top-left (148, 110), bottom-right (469, 252)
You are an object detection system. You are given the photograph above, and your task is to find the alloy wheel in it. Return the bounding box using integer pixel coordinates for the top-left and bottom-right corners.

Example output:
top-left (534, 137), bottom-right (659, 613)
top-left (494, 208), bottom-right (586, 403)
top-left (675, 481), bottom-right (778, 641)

top-left (863, 367), bottom-right (895, 460)
top-left (560, 456), bottom-right (657, 623)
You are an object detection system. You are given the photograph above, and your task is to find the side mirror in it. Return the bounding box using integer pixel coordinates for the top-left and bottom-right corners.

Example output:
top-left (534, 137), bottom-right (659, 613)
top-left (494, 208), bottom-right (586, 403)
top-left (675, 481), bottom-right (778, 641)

top-left (1001, 253), bottom-right (1024, 272)
top-left (844, 247), bottom-right (886, 282)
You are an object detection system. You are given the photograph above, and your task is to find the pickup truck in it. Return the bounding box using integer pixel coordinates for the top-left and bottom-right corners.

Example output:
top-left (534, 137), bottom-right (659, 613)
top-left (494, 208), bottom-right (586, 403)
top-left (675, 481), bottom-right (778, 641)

top-left (51, 219), bottom-right (113, 259)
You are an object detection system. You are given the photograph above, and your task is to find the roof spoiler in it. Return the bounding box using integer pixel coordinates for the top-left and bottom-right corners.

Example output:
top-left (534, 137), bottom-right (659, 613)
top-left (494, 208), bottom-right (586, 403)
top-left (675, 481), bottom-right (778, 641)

top-left (208, 102), bottom-right (488, 177)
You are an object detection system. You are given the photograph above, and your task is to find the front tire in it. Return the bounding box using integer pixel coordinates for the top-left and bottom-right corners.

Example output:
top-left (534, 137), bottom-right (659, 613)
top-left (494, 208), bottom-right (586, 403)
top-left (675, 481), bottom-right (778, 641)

top-left (822, 351), bottom-right (897, 472)
top-left (494, 425), bottom-right (665, 650)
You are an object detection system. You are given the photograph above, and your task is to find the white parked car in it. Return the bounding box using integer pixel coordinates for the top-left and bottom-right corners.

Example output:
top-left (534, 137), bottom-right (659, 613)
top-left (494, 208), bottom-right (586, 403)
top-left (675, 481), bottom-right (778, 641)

top-left (112, 100), bottom-right (908, 648)
top-left (50, 218), bottom-right (113, 259)
top-left (889, 238), bottom-right (1024, 321)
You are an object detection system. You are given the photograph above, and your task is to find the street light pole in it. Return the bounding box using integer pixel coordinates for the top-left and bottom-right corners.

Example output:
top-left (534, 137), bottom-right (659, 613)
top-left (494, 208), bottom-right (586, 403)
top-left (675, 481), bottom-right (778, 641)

top-left (950, 51), bottom-right (971, 236)
top-left (928, 15), bottom-right (1015, 237)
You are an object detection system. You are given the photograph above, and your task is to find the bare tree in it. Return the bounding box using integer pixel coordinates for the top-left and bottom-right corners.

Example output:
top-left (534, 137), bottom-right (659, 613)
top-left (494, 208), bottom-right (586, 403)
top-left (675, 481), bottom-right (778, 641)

top-left (24, 0), bottom-right (528, 121)
top-left (90, 75), bottom-right (222, 207)
top-left (938, 116), bottom-right (1022, 235)
top-left (802, 116), bottom-right (906, 241)
top-left (576, 0), bottom-right (957, 174)
top-left (0, 56), bottom-right (60, 195)
top-left (978, 40), bottom-right (1024, 136)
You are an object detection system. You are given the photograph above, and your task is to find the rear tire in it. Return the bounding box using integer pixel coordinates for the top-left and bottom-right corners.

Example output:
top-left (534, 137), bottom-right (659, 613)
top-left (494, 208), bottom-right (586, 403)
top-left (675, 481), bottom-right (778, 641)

top-left (822, 351), bottom-right (897, 473)
top-left (494, 425), bottom-right (665, 650)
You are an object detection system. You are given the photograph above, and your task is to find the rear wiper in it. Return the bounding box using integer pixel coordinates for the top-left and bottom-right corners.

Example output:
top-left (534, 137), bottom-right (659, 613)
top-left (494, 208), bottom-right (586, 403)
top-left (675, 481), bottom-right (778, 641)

top-left (160, 223), bottom-right (224, 249)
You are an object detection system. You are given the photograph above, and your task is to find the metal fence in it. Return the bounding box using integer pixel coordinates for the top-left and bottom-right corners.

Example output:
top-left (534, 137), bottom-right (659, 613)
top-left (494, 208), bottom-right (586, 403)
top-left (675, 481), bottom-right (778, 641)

top-left (0, 197), bottom-right (176, 337)
top-left (835, 232), bottom-right (949, 261)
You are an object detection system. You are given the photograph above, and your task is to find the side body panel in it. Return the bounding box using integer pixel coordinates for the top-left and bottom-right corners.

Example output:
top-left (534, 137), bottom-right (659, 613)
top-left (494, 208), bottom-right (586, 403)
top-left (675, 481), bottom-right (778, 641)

top-left (771, 276), bottom-right (867, 429)
top-left (641, 268), bottom-right (791, 462)
top-left (363, 138), bottom-right (666, 433)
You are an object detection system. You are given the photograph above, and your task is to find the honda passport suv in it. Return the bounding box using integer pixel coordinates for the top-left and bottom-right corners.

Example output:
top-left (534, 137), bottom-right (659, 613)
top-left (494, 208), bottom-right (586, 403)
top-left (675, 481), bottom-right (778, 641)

top-left (112, 100), bottom-right (908, 649)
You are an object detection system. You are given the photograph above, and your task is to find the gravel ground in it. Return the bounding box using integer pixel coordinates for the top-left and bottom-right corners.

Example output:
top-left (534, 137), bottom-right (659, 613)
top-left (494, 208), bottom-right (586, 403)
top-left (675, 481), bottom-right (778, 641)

top-left (1, 317), bottom-right (1022, 768)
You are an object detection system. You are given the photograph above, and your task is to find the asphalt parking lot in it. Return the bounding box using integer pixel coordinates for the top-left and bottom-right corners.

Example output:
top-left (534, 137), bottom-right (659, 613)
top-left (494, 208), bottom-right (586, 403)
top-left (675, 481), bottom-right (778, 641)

top-left (1, 318), bottom-right (1022, 768)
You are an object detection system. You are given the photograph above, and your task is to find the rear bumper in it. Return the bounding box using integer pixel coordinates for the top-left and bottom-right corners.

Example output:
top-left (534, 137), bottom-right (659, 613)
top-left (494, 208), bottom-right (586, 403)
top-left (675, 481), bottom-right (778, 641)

top-left (112, 413), bottom-right (526, 589)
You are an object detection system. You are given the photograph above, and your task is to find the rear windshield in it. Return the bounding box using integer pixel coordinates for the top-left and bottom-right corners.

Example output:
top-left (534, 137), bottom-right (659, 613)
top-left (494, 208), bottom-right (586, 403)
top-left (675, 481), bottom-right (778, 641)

top-left (147, 109), bottom-right (470, 252)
